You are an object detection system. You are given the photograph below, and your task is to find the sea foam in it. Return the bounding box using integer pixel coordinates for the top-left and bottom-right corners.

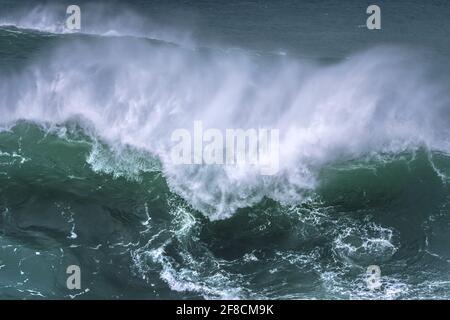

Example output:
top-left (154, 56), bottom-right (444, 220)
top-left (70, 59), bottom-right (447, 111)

top-left (1, 11), bottom-right (450, 220)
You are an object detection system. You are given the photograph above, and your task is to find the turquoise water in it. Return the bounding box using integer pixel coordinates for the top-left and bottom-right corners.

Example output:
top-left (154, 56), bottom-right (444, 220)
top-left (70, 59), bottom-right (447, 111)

top-left (1, 0), bottom-right (450, 299)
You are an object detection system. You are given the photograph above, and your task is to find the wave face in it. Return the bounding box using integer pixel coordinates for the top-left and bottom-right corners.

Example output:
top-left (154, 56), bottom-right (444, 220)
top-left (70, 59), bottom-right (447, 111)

top-left (2, 0), bottom-right (450, 299)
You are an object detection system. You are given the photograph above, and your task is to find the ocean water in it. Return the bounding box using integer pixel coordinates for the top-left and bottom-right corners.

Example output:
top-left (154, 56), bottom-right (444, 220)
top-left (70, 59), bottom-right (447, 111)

top-left (1, 0), bottom-right (450, 299)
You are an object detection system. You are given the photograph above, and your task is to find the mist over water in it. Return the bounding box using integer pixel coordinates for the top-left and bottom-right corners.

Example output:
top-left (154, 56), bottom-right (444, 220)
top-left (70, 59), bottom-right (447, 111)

top-left (1, 0), bottom-right (450, 299)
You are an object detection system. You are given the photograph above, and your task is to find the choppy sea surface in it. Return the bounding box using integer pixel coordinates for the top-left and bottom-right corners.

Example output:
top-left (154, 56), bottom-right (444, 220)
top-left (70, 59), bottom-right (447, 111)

top-left (2, 0), bottom-right (450, 299)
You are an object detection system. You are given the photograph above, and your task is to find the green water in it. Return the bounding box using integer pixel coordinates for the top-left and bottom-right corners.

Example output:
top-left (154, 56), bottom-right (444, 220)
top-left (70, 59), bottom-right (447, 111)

top-left (1, 0), bottom-right (450, 299)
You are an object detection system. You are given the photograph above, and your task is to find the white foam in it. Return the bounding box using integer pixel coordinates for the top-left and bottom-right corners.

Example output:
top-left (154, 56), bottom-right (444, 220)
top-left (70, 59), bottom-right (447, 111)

top-left (1, 18), bottom-right (450, 220)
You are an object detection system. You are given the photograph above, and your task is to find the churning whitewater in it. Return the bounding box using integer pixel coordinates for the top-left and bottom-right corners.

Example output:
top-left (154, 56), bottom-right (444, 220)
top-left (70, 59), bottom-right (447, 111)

top-left (2, 1), bottom-right (450, 300)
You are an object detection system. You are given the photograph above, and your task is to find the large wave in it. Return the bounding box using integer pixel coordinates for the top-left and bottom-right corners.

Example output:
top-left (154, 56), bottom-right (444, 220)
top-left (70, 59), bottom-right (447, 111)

top-left (3, 4), bottom-right (450, 300)
top-left (1, 16), bottom-right (450, 220)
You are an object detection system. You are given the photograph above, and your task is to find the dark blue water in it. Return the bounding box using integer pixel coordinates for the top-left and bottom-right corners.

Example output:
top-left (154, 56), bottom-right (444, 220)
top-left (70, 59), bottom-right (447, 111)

top-left (1, 0), bottom-right (450, 299)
